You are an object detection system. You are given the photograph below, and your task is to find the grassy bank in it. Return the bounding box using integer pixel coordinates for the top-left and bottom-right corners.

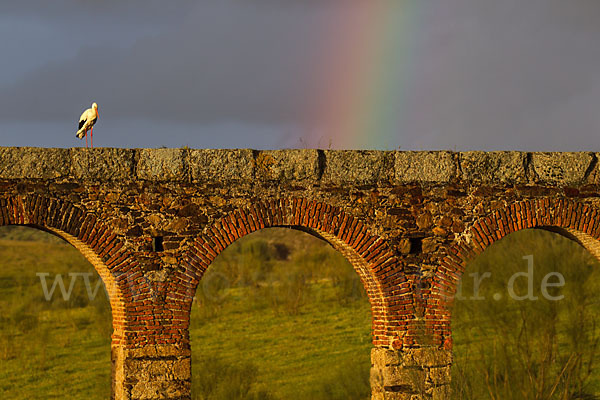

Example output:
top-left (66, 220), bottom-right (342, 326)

top-left (452, 229), bottom-right (600, 399)
top-left (0, 237), bottom-right (111, 399)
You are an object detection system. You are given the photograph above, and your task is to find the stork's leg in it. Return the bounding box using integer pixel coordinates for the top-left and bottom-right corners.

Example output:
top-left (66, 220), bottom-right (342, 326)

top-left (86, 133), bottom-right (88, 148)
top-left (91, 127), bottom-right (93, 149)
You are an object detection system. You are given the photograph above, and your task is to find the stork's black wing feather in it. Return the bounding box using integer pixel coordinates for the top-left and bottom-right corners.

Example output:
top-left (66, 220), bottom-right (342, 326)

top-left (78, 119), bottom-right (86, 130)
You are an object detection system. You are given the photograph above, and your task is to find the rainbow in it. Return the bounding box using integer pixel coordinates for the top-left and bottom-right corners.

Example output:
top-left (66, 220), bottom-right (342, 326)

top-left (307, 2), bottom-right (424, 150)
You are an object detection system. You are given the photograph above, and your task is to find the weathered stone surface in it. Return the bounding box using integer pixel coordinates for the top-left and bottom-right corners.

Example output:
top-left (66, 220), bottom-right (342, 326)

top-left (530, 152), bottom-right (594, 184)
top-left (428, 366), bottom-right (451, 385)
top-left (395, 151), bottom-right (456, 184)
top-left (378, 365), bottom-right (426, 388)
top-left (71, 148), bottom-right (134, 181)
top-left (583, 153), bottom-right (600, 184)
top-left (374, 347), bottom-right (450, 369)
top-left (130, 380), bottom-right (189, 400)
top-left (416, 211), bottom-right (433, 229)
top-left (0, 147), bottom-right (70, 179)
top-left (189, 149), bottom-right (254, 182)
top-left (459, 151), bottom-right (527, 183)
top-left (372, 347), bottom-right (402, 370)
top-left (322, 150), bottom-right (394, 185)
top-left (137, 148), bottom-right (186, 181)
top-left (172, 358), bottom-right (191, 380)
top-left (145, 269), bottom-right (169, 282)
top-left (127, 359), bottom-right (171, 379)
top-left (401, 348), bottom-right (452, 368)
top-left (372, 348), bottom-right (451, 398)
top-left (256, 149), bottom-right (319, 181)
top-left (126, 345), bottom-right (191, 358)
top-left (380, 394), bottom-right (415, 400)
top-left (0, 148), bottom-right (597, 187)
top-left (370, 391), bottom-right (415, 400)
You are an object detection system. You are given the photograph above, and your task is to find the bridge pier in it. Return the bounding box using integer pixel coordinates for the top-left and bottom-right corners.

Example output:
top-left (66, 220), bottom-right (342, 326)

top-left (113, 344), bottom-right (191, 400)
top-left (370, 347), bottom-right (451, 399)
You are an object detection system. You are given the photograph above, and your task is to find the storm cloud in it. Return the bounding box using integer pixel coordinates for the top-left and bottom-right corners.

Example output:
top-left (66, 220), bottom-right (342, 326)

top-left (0, 1), bottom-right (338, 123)
top-left (1, 0), bottom-right (600, 150)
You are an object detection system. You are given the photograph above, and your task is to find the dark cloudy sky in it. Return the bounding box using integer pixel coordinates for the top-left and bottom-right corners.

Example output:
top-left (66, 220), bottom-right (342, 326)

top-left (1, 0), bottom-right (599, 150)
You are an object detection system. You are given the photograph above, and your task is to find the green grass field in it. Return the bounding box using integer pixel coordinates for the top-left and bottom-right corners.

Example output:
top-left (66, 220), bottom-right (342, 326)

top-left (0, 236), bottom-right (112, 399)
top-left (189, 228), bottom-right (372, 400)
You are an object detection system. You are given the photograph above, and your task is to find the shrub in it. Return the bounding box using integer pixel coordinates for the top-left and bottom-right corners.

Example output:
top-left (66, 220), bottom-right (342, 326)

top-left (192, 356), bottom-right (277, 400)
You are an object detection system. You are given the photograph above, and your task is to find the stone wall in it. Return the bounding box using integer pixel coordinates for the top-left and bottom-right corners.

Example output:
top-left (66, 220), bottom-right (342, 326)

top-left (1, 147), bottom-right (600, 399)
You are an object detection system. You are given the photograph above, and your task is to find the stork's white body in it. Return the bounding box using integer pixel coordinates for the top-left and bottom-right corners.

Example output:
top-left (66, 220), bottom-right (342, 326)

top-left (76, 102), bottom-right (98, 148)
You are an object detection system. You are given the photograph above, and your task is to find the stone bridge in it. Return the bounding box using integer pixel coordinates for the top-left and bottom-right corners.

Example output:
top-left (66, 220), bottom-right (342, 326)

top-left (1, 147), bottom-right (600, 399)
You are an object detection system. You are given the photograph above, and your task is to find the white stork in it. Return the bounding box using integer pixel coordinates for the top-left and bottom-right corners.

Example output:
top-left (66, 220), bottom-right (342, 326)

top-left (76, 102), bottom-right (99, 148)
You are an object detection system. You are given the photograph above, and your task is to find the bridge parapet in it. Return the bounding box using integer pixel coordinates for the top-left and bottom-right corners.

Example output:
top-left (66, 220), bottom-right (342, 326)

top-left (1, 148), bottom-right (598, 186)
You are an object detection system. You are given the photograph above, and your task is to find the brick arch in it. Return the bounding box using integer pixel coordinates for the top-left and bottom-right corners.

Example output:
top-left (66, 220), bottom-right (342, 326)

top-left (428, 198), bottom-right (600, 349)
top-left (0, 194), bottom-right (131, 397)
top-left (179, 197), bottom-right (408, 348)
